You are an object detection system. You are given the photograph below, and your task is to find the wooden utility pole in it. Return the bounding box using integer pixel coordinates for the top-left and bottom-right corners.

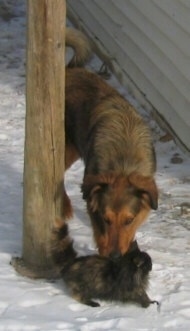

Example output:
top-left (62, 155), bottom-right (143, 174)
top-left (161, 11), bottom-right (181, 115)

top-left (12, 0), bottom-right (66, 278)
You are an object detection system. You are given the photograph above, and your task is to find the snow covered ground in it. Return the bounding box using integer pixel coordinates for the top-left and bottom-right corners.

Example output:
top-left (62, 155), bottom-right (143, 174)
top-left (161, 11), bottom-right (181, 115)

top-left (0, 1), bottom-right (190, 330)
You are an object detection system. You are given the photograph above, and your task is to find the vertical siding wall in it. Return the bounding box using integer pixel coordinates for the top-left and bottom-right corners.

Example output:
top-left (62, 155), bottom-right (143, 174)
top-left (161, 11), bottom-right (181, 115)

top-left (67, 0), bottom-right (190, 153)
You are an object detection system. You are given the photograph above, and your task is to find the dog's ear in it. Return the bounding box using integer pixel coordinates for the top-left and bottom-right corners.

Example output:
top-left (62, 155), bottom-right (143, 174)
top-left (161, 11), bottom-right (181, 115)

top-left (81, 178), bottom-right (105, 212)
top-left (82, 175), bottom-right (101, 200)
top-left (88, 184), bottom-right (104, 212)
top-left (81, 174), bottom-right (114, 212)
top-left (128, 172), bottom-right (158, 210)
top-left (82, 174), bottom-right (115, 198)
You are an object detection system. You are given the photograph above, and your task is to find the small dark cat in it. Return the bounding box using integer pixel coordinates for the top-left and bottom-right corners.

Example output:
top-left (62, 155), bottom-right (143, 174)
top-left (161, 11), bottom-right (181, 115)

top-left (51, 219), bottom-right (159, 308)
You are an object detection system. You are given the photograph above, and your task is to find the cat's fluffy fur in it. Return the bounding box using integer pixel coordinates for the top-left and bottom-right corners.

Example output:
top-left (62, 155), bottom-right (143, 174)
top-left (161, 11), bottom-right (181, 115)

top-left (51, 219), bottom-right (159, 308)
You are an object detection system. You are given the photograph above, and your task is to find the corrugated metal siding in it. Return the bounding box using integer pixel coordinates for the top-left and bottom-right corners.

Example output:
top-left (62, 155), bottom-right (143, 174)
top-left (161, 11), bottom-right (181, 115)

top-left (67, 0), bottom-right (190, 153)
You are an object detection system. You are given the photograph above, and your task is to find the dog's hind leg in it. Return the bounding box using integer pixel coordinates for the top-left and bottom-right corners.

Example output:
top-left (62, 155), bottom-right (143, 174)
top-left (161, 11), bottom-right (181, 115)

top-left (63, 142), bottom-right (80, 220)
top-left (63, 182), bottom-right (73, 220)
top-left (65, 142), bottom-right (80, 170)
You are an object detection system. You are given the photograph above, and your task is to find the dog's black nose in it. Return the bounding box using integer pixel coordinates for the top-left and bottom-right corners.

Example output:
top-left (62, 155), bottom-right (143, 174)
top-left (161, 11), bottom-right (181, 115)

top-left (109, 251), bottom-right (121, 259)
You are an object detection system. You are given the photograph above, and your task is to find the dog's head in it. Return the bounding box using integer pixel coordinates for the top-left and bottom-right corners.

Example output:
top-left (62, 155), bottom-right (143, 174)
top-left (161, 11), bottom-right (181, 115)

top-left (82, 172), bottom-right (158, 257)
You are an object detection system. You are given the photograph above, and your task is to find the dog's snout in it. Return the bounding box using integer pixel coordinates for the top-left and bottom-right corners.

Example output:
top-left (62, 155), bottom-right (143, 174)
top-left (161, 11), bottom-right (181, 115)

top-left (109, 251), bottom-right (121, 259)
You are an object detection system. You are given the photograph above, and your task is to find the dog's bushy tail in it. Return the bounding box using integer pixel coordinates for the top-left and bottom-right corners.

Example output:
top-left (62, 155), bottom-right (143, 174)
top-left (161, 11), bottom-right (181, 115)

top-left (51, 218), bottom-right (77, 273)
top-left (66, 27), bottom-right (92, 68)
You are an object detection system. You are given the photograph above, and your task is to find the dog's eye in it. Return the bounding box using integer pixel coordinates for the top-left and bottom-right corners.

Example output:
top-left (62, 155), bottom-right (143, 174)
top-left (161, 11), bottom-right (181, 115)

top-left (104, 219), bottom-right (112, 226)
top-left (124, 218), bottom-right (133, 226)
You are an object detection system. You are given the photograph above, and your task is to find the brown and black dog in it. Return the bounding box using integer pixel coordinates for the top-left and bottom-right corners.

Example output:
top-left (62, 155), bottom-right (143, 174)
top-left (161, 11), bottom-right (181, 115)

top-left (64, 28), bottom-right (158, 257)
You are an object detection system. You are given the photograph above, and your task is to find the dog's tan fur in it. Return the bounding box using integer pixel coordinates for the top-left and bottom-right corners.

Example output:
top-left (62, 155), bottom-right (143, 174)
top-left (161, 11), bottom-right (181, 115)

top-left (64, 29), bottom-right (158, 257)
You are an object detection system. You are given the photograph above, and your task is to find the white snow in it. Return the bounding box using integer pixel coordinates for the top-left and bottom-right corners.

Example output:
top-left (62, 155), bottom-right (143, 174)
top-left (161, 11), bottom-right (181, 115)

top-left (0, 1), bottom-right (190, 330)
